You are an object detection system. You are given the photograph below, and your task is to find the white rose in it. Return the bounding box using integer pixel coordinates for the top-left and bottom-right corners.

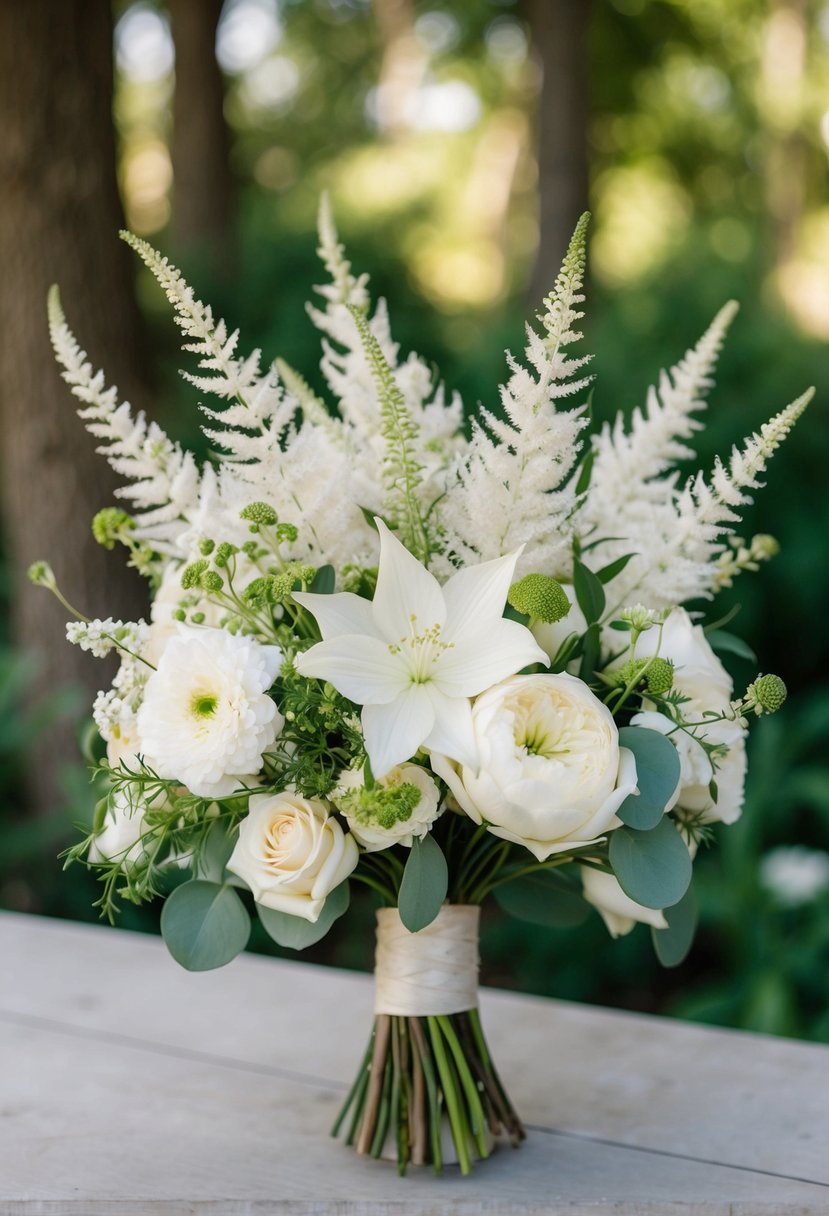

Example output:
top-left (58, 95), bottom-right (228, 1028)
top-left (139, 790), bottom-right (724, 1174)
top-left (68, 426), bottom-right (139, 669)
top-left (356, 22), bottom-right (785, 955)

top-left (580, 867), bottom-right (668, 938)
top-left (531, 583), bottom-right (587, 664)
top-left (333, 763), bottom-right (441, 852)
top-left (431, 673), bottom-right (638, 862)
top-left (631, 607), bottom-right (746, 825)
top-left (227, 792), bottom-right (359, 922)
top-left (137, 627), bottom-right (283, 799)
top-left (89, 786), bottom-right (147, 867)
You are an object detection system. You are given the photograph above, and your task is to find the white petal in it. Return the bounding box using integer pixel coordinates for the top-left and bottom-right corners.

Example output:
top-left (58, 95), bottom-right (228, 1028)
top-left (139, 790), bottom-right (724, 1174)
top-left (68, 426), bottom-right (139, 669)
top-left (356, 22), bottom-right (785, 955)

top-left (372, 518), bottom-right (445, 640)
top-left (434, 620), bottom-right (549, 698)
top-left (422, 686), bottom-right (480, 772)
top-left (295, 636), bottom-right (406, 705)
top-left (442, 547), bottom-right (522, 641)
top-left (362, 686), bottom-right (435, 778)
top-left (429, 752), bottom-right (483, 824)
top-left (292, 591), bottom-right (380, 641)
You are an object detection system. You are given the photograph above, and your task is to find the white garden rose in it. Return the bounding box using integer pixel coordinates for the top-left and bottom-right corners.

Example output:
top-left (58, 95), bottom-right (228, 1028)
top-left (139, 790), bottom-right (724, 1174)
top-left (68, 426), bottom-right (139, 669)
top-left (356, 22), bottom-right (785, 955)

top-left (227, 792), bottom-right (359, 922)
top-left (631, 607), bottom-right (746, 825)
top-left (89, 786), bottom-right (148, 867)
top-left (580, 867), bottom-right (668, 939)
top-left (137, 626), bottom-right (283, 798)
top-left (431, 673), bottom-right (639, 861)
top-left (333, 763), bottom-right (441, 852)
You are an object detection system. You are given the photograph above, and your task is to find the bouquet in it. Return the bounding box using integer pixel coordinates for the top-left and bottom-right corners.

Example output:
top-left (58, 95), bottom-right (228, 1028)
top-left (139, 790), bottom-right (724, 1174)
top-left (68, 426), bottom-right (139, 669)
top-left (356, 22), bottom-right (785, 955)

top-left (33, 204), bottom-right (808, 1175)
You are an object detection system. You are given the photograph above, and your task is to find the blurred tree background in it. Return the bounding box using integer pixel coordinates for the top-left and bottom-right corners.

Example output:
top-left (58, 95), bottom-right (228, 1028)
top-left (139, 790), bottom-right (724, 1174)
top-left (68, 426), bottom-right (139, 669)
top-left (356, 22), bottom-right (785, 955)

top-left (1, 0), bottom-right (828, 1040)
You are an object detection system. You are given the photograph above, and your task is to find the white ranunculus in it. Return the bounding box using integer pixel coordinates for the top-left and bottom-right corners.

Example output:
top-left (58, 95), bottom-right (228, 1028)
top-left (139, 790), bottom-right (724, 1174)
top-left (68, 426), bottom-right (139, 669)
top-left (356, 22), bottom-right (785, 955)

top-left (580, 867), bottom-right (668, 938)
top-left (431, 673), bottom-right (638, 862)
top-left (631, 607), bottom-right (746, 825)
top-left (333, 763), bottom-right (441, 851)
top-left (136, 627), bottom-right (283, 799)
top-left (227, 792), bottom-right (359, 922)
top-left (531, 583), bottom-right (588, 664)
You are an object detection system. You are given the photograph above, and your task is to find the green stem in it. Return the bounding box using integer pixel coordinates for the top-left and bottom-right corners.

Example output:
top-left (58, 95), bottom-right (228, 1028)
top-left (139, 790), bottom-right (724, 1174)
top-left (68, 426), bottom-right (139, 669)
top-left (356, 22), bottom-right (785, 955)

top-left (427, 1015), bottom-right (471, 1175)
top-left (437, 1014), bottom-right (489, 1159)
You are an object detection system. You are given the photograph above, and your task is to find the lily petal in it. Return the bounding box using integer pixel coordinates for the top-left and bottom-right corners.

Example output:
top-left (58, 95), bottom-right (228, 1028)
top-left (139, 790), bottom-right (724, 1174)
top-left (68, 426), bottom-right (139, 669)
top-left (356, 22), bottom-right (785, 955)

top-left (293, 590), bottom-right (380, 641)
top-left (362, 685), bottom-right (435, 778)
top-left (422, 686), bottom-right (480, 772)
top-left (442, 547), bottom-right (523, 642)
top-left (372, 519), bottom-right (445, 640)
top-left (295, 636), bottom-right (406, 704)
top-left (434, 619), bottom-right (549, 698)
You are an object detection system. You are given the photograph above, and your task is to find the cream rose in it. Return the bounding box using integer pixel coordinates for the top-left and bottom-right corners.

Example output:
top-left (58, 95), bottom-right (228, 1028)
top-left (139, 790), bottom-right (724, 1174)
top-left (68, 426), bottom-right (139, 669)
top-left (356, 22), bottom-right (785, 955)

top-left (227, 793), bottom-right (358, 922)
top-left (89, 787), bottom-right (148, 867)
top-left (333, 763), bottom-right (441, 852)
top-left (631, 607), bottom-right (746, 825)
top-left (580, 867), bottom-right (668, 938)
top-left (431, 673), bottom-right (638, 861)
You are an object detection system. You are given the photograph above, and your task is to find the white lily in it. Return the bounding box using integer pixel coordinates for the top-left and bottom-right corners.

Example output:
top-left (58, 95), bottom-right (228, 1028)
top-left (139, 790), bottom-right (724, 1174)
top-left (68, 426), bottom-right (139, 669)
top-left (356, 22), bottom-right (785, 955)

top-left (294, 520), bottom-right (548, 778)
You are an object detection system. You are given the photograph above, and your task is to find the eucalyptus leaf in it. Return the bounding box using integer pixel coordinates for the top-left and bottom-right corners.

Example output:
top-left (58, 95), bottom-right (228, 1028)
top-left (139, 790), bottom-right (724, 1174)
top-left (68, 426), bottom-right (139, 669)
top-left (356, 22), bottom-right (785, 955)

top-left (495, 869), bottom-right (589, 928)
top-left (309, 564), bottom-right (335, 595)
top-left (258, 880), bottom-right (350, 950)
top-left (398, 834), bottom-right (448, 932)
top-left (706, 629), bottom-right (757, 663)
top-left (195, 818), bottom-right (236, 882)
top-left (573, 559), bottom-right (606, 624)
top-left (609, 819), bottom-right (692, 910)
top-left (652, 883), bottom-right (698, 968)
top-left (616, 726), bottom-right (681, 830)
top-left (160, 880), bottom-right (250, 971)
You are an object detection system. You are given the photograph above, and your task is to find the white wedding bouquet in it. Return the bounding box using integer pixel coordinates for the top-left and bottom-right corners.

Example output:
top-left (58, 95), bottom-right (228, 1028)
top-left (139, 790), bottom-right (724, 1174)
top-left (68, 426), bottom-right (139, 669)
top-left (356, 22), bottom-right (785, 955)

top-left (33, 204), bottom-right (807, 1174)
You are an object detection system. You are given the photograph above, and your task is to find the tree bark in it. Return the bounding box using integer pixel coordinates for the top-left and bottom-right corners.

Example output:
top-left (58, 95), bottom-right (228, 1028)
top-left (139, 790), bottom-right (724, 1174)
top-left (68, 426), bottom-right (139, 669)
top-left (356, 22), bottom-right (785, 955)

top-left (0, 0), bottom-right (148, 815)
top-left (169, 0), bottom-right (234, 272)
top-left (526, 0), bottom-right (592, 306)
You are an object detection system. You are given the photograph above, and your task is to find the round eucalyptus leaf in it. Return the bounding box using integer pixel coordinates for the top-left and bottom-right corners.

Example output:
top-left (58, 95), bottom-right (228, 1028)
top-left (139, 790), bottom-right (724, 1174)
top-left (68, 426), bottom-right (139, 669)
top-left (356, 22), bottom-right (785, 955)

top-left (617, 726), bottom-right (681, 830)
top-left (652, 883), bottom-right (698, 968)
top-left (495, 869), bottom-right (590, 928)
top-left (609, 818), bottom-right (692, 910)
top-left (258, 880), bottom-right (351, 950)
top-left (160, 880), bottom-right (250, 971)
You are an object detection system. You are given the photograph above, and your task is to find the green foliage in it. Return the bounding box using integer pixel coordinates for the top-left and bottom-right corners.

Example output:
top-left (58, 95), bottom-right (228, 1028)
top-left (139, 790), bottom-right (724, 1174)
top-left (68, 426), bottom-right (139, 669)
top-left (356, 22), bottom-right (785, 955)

top-left (652, 885), bottom-right (698, 969)
top-left (258, 880), bottom-right (350, 950)
top-left (398, 833), bottom-right (448, 932)
top-left (160, 879), bottom-right (250, 971)
top-left (609, 819), bottom-right (693, 910)
top-left (616, 726), bottom-right (682, 830)
top-left (494, 869), bottom-right (589, 929)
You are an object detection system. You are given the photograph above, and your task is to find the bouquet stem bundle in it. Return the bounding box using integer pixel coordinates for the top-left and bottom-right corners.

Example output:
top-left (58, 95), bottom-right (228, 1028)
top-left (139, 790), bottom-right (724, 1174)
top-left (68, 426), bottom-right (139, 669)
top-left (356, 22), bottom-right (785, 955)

top-left (333, 1008), bottom-right (524, 1175)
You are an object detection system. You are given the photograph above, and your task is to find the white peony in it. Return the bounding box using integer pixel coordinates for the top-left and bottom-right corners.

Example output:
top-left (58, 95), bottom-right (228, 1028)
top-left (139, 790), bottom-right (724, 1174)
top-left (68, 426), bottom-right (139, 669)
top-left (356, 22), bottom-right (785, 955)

top-left (333, 762), bottom-right (441, 852)
top-left (580, 866), bottom-right (668, 938)
top-left (227, 792), bottom-right (359, 921)
top-left (431, 673), bottom-right (638, 861)
top-left (631, 607), bottom-right (746, 825)
top-left (136, 627), bottom-right (283, 798)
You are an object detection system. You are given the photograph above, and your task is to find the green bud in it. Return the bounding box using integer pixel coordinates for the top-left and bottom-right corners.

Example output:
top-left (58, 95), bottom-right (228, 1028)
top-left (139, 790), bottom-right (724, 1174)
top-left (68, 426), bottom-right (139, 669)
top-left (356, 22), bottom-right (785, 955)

top-left (618, 658), bottom-right (648, 687)
top-left (200, 571), bottom-right (224, 594)
top-left (181, 560), bottom-right (208, 590)
top-left (240, 502), bottom-right (278, 527)
top-left (276, 522), bottom-right (299, 545)
top-left (27, 560), bottom-right (56, 589)
top-left (173, 608), bottom-right (187, 622)
top-left (619, 603), bottom-right (665, 633)
top-left (508, 574), bottom-right (570, 623)
top-left (646, 658), bottom-right (674, 696)
top-left (745, 674), bottom-right (787, 716)
top-left (213, 541), bottom-right (238, 568)
top-left (191, 612), bottom-right (206, 624)
top-left (91, 507), bottom-right (134, 550)
top-left (199, 539), bottom-right (215, 556)
top-left (243, 576), bottom-right (279, 608)
top-left (241, 540), bottom-right (262, 560)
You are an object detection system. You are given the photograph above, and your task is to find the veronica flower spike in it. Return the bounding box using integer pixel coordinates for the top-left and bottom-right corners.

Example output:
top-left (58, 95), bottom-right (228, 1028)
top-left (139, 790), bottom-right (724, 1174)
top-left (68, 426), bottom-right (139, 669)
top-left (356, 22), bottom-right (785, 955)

top-left (294, 520), bottom-right (548, 778)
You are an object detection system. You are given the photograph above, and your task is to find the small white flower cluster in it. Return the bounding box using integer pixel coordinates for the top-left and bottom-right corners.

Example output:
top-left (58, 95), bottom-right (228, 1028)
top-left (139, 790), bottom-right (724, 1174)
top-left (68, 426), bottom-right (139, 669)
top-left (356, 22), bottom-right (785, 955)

top-left (66, 618), bottom-right (143, 660)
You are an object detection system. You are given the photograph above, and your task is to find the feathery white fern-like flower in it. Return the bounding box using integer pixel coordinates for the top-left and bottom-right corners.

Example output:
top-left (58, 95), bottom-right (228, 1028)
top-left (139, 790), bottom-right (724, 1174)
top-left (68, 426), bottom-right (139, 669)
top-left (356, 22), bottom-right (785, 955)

top-left (136, 627), bottom-right (283, 798)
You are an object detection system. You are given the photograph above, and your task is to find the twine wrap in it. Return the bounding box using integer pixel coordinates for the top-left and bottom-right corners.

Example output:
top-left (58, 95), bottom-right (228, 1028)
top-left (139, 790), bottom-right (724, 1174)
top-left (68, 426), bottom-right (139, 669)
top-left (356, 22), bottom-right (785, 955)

top-left (374, 905), bottom-right (480, 1016)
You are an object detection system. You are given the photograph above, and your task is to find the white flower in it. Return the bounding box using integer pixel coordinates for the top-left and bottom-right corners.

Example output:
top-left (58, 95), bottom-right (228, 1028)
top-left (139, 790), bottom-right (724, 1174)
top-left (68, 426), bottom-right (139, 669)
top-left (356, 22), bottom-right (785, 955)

top-left (333, 762), bottom-right (441, 851)
top-left (136, 627), bottom-right (283, 798)
top-left (760, 847), bottom-right (829, 907)
top-left (531, 582), bottom-right (587, 664)
top-left (431, 673), bottom-right (638, 861)
top-left (580, 867), bottom-right (668, 938)
top-left (294, 518), bottom-right (547, 778)
top-left (89, 788), bottom-right (148, 867)
top-left (227, 792), bottom-right (358, 922)
top-left (630, 607), bottom-right (746, 825)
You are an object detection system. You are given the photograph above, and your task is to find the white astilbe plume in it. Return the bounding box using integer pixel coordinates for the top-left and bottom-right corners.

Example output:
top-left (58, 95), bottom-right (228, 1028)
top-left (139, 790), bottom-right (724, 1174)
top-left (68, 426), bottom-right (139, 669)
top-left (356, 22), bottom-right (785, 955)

top-left (306, 198), bottom-right (464, 524)
top-left (602, 390), bottom-right (813, 609)
top-left (438, 213), bottom-right (592, 577)
top-left (48, 286), bottom-right (200, 555)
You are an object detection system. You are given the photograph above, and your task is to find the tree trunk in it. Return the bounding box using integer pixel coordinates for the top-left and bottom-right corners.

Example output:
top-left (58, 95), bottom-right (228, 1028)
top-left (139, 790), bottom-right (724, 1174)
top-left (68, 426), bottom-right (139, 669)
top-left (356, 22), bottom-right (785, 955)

top-left (169, 0), bottom-right (234, 272)
top-left (0, 0), bottom-right (148, 817)
top-left (526, 0), bottom-right (591, 305)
